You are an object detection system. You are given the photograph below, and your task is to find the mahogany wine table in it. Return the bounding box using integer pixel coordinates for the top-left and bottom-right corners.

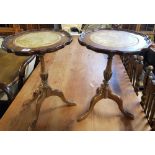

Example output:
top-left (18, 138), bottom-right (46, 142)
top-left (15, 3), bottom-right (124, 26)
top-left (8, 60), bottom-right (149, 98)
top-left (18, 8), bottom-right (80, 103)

top-left (2, 30), bottom-right (76, 129)
top-left (78, 29), bottom-right (152, 121)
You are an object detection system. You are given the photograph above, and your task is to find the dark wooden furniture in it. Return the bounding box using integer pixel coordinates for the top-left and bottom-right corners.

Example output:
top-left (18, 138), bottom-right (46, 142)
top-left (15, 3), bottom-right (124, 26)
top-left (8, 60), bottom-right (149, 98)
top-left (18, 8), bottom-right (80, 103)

top-left (0, 48), bottom-right (35, 117)
top-left (0, 50), bottom-right (35, 100)
top-left (2, 29), bottom-right (76, 130)
top-left (122, 55), bottom-right (144, 95)
top-left (142, 47), bottom-right (155, 74)
top-left (21, 24), bottom-right (55, 31)
top-left (0, 25), bottom-right (56, 35)
top-left (121, 24), bottom-right (155, 41)
top-left (141, 66), bottom-right (155, 130)
top-left (138, 25), bottom-right (155, 41)
top-left (77, 29), bottom-right (152, 121)
top-left (0, 24), bottom-right (22, 35)
top-left (121, 24), bottom-right (138, 31)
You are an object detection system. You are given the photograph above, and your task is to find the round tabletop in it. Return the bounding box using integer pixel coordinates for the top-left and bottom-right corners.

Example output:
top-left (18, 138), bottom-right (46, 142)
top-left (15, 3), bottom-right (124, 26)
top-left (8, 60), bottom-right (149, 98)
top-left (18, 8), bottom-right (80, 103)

top-left (79, 29), bottom-right (152, 55)
top-left (2, 30), bottom-right (72, 56)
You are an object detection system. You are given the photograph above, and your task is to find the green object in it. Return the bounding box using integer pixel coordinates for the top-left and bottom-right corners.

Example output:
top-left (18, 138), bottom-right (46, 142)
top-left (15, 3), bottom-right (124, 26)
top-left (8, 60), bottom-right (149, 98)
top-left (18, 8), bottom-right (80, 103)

top-left (0, 48), bottom-right (28, 85)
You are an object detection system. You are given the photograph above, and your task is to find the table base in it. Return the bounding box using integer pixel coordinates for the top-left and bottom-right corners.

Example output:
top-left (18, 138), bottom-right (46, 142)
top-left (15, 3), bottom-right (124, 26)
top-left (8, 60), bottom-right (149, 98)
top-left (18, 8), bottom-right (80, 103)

top-left (23, 55), bottom-right (76, 130)
top-left (77, 54), bottom-right (134, 121)
top-left (27, 83), bottom-right (76, 130)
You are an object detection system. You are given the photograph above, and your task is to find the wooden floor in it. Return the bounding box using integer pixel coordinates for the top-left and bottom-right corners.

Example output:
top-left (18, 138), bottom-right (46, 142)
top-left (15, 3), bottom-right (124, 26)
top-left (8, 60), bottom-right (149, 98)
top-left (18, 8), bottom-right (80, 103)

top-left (0, 37), bottom-right (151, 131)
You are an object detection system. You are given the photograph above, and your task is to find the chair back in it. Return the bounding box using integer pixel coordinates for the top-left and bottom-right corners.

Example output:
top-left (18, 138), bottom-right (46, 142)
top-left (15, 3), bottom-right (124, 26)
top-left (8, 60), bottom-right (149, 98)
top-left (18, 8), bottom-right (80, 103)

top-left (141, 66), bottom-right (155, 130)
top-left (122, 55), bottom-right (144, 95)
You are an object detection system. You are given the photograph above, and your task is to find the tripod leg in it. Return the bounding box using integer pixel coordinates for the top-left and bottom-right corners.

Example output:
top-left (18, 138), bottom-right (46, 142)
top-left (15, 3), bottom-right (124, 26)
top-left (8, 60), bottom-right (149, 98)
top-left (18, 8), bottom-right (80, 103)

top-left (28, 90), bottom-right (46, 130)
top-left (77, 54), bottom-right (114, 122)
top-left (108, 90), bottom-right (134, 120)
top-left (21, 86), bottom-right (43, 113)
top-left (51, 89), bottom-right (76, 106)
top-left (77, 93), bottom-right (103, 121)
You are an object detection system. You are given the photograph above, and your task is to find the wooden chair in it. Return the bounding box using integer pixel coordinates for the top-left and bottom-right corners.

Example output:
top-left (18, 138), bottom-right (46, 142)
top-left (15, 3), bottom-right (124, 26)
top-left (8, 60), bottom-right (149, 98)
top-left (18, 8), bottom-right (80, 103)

top-left (140, 66), bottom-right (155, 130)
top-left (0, 47), bottom-right (35, 117)
top-left (122, 55), bottom-right (144, 95)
